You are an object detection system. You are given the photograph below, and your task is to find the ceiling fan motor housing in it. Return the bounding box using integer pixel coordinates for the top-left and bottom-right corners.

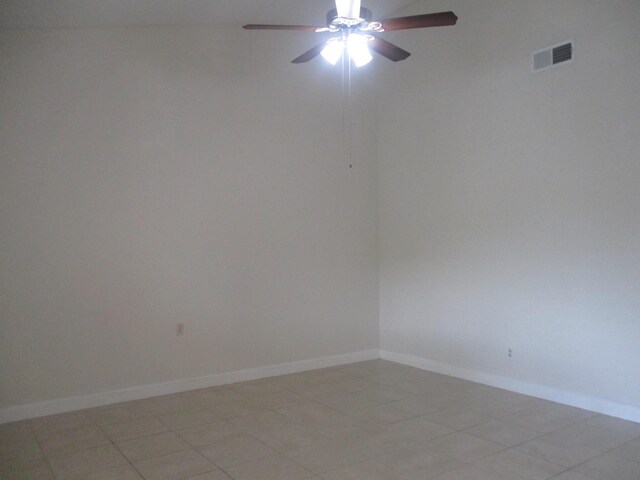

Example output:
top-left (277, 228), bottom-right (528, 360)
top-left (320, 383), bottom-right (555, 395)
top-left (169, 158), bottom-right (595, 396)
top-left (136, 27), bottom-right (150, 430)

top-left (326, 7), bottom-right (372, 26)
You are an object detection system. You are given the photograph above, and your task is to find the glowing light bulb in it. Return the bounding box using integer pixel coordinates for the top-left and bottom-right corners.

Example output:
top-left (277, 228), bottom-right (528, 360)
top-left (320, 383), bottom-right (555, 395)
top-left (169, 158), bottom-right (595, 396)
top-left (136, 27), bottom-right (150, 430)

top-left (321, 39), bottom-right (344, 65)
top-left (347, 34), bottom-right (372, 67)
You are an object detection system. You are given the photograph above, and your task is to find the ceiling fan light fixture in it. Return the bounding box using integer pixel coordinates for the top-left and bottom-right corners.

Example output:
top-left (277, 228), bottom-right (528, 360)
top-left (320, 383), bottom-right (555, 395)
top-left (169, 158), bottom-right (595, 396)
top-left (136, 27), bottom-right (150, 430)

top-left (335, 0), bottom-right (362, 20)
top-left (321, 39), bottom-right (345, 65)
top-left (347, 34), bottom-right (372, 67)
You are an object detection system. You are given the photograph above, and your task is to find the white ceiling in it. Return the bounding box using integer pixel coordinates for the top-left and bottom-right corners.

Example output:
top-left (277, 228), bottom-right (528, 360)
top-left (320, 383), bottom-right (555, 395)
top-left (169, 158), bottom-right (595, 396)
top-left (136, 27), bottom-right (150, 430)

top-left (0, 0), bottom-right (419, 29)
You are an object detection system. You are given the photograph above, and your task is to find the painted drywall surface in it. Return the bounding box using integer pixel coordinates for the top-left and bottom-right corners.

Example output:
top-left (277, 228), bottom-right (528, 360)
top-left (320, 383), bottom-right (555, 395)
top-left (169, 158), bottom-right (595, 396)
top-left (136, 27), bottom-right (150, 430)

top-left (0, 26), bottom-right (379, 408)
top-left (378, 0), bottom-right (640, 409)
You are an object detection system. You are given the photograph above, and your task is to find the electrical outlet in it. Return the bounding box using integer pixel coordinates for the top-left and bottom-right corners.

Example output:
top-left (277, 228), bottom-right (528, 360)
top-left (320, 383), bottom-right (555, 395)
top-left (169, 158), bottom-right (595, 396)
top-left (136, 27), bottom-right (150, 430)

top-left (508, 348), bottom-right (512, 358)
top-left (176, 323), bottom-right (185, 336)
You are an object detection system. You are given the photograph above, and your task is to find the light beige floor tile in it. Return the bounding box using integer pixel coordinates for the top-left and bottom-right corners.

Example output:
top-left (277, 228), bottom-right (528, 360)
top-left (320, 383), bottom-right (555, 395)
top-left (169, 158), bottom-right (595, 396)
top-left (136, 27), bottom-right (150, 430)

top-left (381, 416), bottom-right (456, 444)
top-left (425, 432), bottom-right (505, 462)
top-left (85, 465), bottom-right (143, 480)
top-left (388, 396), bottom-right (450, 416)
top-left (331, 377), bottom-right (383, 393)
top-left (493, 392), bottom-right (547, 409)
top-left (0, 457), bottom-right (54, 480)
top-left (0, 433), bottom-right (43, 461)
top-left (547, 423), bottom-right (635, 452)
top-left (116, 432), bottom-right (191, 462)
top-left (176, 420), bottom-right (243, 448)
top-left (428, 464), bottom-right (512, 480)
top-left (246, 390), bottom-right (306, 409)
top-left (464, 419), bottom-right (542, 447)
top-left (277, 403), bottom-right (358, 430)
top-left (425, 406), bottom-right (493, 430)
top-left (574, 451), bottom-right (640, 480)
top-left (156, 408), bottom-right (220, 430)
top-left (314, 392), bottom-right (380, 414)
top-left (103, 418), bottom-right (169, 442)
top-left (357, 429), bottom-right (423, 458)
top-left (374, 443), bottom-right (464, 479)
top-left (86, 403), bottom-right (150, 426)
top-left (371, 378), bottom-right (432, 397)
top-left (551, 472), bottom-right (600, 480)
top-left (292, 384), bottom-right (347, 399)
top-left (136, 395), bottom-right (199, 416)
top-left (350, 404), bottom-right (416, 427)
top-left (191, 388), bottom-right (244, 407)
top-left (303, 368), bottom-right (361, 385)
top-left (501, 409), bottom-right (578, 434)
top-left (582, 415), bottom-right (640, 437)
top-left (285, 439), bottom-right (369, 474)
top-left (514, 434), bottom-right (602, 468)
top-left (185, 471), bottom-right (232, 480)
top-left (3, 361), bottom-right (634, 480)
top-left (229, 411), bottom-right (295, 433)
top-left (197, 433), bottom-right (277, 468)
top-left (472, 449), bottom-right (566, 480)
top-left (37, 424), bottom-right (110, 457)
top-left (353, 386), bottom-right (412, 404)
top-left (134, 450), bottom-right (216, 480)
top-left (531, 403), bottom-right (597, 423)
top-left (0, 421), bottom-right (33, 438)
top-left (319, 458), bottom-right (408, 480)
top-left (459, 397), bottom-right (531, 419)
top-left (228, 380), bottom-right (285, 397)
top-left (461, 385), bottom-right (514, 403)
top-left (48, 444), bottom-right (128, 480)
top-left (250, 423), bottom-right (331, 452)
top-left (611, 438), bottom-right (640, 464)
top-left (224, 454), bottom-right (314, 480)
top-left (185, 472), bottom-right (231, 480)
top-left (30, 412), bottom-right (95, 435)
top-left (271, 378), bottom-right (343, 398)
top-left (207, 400), bottom-right (268, 419)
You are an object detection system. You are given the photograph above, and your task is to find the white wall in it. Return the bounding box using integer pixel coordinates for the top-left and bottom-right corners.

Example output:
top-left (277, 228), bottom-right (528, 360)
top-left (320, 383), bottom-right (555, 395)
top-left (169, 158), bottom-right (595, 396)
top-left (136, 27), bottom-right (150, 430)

top-left (0, 26), bottom-right (379, 410)
top-left (3, 0), bottom-right (640, 422)
top-left (378, 0), bottom-right (640, 415)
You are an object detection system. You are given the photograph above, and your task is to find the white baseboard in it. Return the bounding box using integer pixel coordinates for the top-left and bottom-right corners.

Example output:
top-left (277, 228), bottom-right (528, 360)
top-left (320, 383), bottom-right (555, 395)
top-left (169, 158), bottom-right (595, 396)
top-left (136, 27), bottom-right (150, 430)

top-left (5, 348), bottom-right (639, 425)
top-left (0, 349), bottom-right (379, 424)
top-left (380, 350), bottom-right (640, 424)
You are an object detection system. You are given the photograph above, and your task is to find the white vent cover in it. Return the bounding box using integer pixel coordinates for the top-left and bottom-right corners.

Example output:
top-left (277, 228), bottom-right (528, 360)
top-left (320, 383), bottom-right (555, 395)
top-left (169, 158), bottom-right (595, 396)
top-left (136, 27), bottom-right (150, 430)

top-left (532, 41), bottom-right (574, 73)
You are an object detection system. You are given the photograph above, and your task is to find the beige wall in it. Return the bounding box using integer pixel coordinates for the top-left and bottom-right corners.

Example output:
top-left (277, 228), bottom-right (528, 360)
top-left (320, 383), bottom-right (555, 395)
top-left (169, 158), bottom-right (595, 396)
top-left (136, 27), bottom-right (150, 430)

top-left (0, 26), bottom-right (379, 408)
top-left (378, 0), bottom-right (640, 411)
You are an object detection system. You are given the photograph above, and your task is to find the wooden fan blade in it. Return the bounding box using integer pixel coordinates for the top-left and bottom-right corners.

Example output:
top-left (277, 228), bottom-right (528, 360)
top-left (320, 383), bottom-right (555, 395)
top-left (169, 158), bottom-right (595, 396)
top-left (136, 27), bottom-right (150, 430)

top-left (369, 36), bottom-right (411, 62)
top-left (292, 43), bottom-right (326, 63)
top-left (243, 24), bottom-right (322, 31)
top-left (380, 11), bottom-right (458, 31)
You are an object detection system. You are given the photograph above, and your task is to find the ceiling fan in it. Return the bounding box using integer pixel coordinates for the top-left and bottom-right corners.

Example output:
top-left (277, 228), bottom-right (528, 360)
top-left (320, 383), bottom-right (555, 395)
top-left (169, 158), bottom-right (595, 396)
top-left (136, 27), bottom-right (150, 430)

top-left (243, 0), bottom-right (457, 66)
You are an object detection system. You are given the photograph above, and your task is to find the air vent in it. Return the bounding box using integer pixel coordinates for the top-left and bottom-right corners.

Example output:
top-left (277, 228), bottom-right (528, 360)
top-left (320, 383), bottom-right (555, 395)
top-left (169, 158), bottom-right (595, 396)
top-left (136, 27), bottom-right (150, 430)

top-left (532, 41), bottom-right (574, 73)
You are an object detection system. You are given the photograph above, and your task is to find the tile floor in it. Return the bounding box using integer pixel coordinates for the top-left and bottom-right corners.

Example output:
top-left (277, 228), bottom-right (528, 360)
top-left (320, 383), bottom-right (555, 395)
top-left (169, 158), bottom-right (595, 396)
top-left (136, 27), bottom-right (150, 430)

top-left (2, 360), bottom-right (639, 480)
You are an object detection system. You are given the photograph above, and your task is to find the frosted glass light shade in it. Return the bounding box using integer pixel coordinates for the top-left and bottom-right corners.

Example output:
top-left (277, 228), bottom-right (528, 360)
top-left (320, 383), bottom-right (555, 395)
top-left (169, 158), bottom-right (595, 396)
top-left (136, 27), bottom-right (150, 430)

top-left (347, 34), bottom-right (372, 67)
top-left (321, 40), bottom-right (344, 65)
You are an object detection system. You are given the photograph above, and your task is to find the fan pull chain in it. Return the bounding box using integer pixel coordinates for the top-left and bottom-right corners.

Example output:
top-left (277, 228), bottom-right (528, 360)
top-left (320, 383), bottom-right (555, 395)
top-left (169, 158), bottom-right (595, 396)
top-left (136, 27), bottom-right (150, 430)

top-left (348, 53), bottom-right (353, 169)
top-left (341, 47), bottom-right (353, 169)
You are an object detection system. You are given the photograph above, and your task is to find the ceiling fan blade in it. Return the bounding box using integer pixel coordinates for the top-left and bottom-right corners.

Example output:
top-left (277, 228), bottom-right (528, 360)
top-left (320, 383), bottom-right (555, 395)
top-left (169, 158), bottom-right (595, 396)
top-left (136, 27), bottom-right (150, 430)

top-left (292, 43), bottom-right (326, 63)
top-left (335, 0), bottom-right (361, 18)
top-left (380, 11), bottom-right (458, 31)
top-left (369, 36), bottom-right (411, 62)
top-left (243, 24), bottom-right (322, 31)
